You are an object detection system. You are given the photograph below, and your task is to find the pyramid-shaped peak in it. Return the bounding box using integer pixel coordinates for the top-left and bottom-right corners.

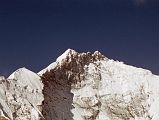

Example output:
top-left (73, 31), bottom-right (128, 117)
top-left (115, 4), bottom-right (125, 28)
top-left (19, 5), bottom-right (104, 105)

top-left (39, 49), bottom-right (107, 75)
top-left (56, 49), bottom-right (106, 62)
top-left (56, 48), bottom-right (78, 62)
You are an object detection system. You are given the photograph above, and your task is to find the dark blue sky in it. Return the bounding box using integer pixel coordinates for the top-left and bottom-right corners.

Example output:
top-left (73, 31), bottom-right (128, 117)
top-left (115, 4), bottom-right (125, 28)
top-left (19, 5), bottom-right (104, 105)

top-left (0, 0), bottom-right (159, 76)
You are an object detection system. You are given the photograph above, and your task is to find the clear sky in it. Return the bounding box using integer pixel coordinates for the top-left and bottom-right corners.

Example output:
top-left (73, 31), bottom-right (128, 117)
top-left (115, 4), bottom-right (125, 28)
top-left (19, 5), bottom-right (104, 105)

top-left (0, 0), bottom-right (159, 76)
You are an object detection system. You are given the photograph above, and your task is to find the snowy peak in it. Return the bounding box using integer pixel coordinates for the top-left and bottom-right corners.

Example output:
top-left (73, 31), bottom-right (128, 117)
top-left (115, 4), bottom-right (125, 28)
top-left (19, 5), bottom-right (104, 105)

top-left (8, 67), bottom-right (32, 79)
top-left (1, 49), bottom-right (159, 120)
top-left (56, 48), bottom-right (77, 62)
top-left (1, 68), bottom-right (44, 120)
top-left (56, 49), bottom-right (107, 64)
top-left (39, 49), bottom-right (159, 120)
top-left (39, 49), bottom-right (107, 76)
top-left (38, 49), bottom-right (77, 75)
top-left (8, 67), bottom-right (43, 90)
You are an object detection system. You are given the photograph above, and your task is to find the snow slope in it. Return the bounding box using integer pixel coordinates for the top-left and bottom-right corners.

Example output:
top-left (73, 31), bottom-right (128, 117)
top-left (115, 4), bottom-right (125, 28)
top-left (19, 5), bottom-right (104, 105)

top-left (38, 48), bottom-right (77, 75)
top-left (0, 68), bottom-right (43, 120)
top-left (0, 49), bottom-right (159, 120)
top-left (71, 60), bottom-right (159, 120)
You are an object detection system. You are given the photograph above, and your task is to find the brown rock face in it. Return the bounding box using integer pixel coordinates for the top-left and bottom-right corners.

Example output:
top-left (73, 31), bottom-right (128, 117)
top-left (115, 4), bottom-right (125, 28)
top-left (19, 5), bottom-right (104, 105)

top-left (40, 50), bottom-right (106, 120)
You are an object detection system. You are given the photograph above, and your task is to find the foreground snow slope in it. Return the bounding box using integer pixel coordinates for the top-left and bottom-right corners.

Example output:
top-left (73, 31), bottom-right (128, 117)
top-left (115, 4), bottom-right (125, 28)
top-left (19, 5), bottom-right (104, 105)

top-left (0, 49), bottom-right (159, 120)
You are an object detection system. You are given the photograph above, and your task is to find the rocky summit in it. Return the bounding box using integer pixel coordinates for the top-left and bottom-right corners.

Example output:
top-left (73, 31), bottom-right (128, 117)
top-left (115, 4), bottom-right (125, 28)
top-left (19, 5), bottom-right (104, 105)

top-left (0, 49), bottom-right (159, 120)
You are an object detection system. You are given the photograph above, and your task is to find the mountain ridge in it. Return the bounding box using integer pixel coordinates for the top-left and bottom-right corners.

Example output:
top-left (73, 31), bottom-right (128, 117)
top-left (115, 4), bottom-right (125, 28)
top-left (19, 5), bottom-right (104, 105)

top-left (0, 49), bottom-right (159, 120)
top-left (1, 49), bottom-right (154, 78)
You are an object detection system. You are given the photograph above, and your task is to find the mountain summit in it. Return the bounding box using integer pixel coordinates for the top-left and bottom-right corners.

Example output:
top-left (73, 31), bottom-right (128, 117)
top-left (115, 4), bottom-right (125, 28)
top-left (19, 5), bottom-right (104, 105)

top-left (0, 49), bottom-right (159, 120)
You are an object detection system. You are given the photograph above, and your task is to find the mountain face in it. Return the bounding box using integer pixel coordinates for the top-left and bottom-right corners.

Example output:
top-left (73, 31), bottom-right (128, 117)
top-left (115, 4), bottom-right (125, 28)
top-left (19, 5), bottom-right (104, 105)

top-left (0, 68), bottom-right (43, 120)
top-left (0, 49), bottom-right (159, 120)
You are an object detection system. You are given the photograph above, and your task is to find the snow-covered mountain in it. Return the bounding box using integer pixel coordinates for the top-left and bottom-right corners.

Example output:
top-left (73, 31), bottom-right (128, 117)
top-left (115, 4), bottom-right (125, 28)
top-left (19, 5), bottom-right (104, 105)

top-left (0, 49), bottom-right (159, 120)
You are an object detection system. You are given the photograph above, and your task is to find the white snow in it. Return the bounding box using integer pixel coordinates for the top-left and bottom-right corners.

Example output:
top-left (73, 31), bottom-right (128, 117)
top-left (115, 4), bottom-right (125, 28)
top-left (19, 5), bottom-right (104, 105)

top-left (0, 49), bottom-right (159, 120)
top-left (38, 62), bottom-right (57, 76)
top-left (0, 67), bottom-right (44, 120)
top-left (8, 67), bottom-right (43, 91)
top-left (71, 59), bottom-right (159, 120)
top-left (56, 48), bottom-right (77, 62)
top-left (38, 49), bottom-right (77, 75)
